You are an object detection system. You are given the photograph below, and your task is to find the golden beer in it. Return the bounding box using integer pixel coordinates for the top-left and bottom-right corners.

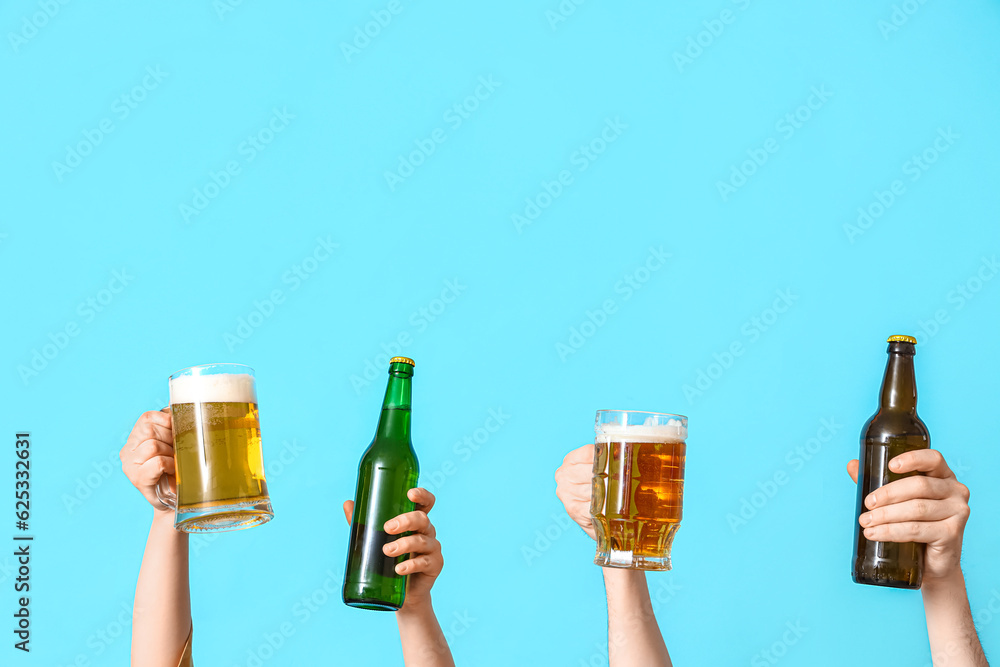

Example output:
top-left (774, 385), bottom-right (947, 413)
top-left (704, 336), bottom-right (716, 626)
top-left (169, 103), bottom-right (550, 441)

top-left (172, 401), bottom-right (268, 509)
top-left (591, 411), bottom-right (687, 571)
top-left (160, 365), bottom-right (274, 533)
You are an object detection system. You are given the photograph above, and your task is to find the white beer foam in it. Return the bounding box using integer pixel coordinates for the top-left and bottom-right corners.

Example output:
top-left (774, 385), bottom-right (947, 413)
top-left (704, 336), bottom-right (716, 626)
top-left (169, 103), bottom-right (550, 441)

top-left (169, 373), bottom-right (256, 405)
top-left (596, 419), bottom-right (687, 443)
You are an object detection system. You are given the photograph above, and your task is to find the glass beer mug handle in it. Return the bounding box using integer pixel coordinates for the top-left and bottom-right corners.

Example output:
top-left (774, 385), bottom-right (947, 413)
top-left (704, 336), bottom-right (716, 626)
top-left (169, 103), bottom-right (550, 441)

top-left (154, 474), bottom-right (177, 510)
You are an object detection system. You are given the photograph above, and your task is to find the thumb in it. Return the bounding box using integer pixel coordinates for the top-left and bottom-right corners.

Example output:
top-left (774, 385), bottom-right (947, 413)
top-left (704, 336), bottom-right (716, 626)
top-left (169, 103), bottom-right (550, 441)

top-left (343, 500), bottom-right (354, 526)
top-left (846, 460), bottom-right (860, 485)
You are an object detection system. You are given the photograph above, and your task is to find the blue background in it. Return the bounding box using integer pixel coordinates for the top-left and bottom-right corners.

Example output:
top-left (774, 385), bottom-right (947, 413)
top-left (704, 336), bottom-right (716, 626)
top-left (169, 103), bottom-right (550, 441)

top-left (2, 1), bottom-right (999, 665)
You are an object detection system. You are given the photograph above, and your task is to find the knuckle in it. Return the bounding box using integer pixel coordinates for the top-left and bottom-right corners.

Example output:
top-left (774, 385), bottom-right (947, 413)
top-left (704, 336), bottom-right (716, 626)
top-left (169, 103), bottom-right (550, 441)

top-left (913, 499), bottom-right (928, 517)
top-left (956, 483), bottom-right (970, 501)
top-left (906, 522), bottom-right (921, 538)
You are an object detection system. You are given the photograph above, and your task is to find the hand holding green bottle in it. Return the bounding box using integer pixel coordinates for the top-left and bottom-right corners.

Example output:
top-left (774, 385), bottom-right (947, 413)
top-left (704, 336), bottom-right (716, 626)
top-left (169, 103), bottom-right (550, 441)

top-left (342, 487), bottom-right (443, 611)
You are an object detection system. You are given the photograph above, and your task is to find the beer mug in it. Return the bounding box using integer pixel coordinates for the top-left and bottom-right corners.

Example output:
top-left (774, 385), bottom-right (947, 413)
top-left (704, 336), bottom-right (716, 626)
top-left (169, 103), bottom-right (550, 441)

top-left (156, 363), bottom-right (274, 533)
top-left (591, 410), bottom-right (687, 570)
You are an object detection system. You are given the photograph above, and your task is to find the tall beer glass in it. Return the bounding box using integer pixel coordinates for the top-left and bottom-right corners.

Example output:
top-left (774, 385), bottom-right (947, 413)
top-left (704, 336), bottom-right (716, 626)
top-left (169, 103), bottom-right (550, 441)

top-left (591, 410), bottom-right (687, 571)
top-left (156, 363), bottom-right (274, 533)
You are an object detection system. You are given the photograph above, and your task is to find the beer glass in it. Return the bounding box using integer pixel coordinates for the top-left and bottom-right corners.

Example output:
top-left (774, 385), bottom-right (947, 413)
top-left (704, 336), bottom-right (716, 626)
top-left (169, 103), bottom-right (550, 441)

top-left (591, 410), bottom-right (687, 571)
top-left (156, 363), bottom-right (274, 533)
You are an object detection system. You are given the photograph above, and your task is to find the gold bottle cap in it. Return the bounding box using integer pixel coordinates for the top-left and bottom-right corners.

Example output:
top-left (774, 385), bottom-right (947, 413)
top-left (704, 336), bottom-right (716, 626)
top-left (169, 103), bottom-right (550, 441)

top-left (390, 357), bottom-right (415, 367)
top-left (887, 335), bottom-right (917, 344)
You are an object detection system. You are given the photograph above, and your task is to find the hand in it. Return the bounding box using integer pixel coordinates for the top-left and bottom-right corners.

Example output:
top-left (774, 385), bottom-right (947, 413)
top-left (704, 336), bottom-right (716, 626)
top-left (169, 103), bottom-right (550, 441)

top-left (847, 449), bottom-right (971, 583)
top-left (342, 488), bottom-right (443, 611)
top-left (555, 444), bottom-right (596, 540)
top-left (120, 409), bottom-right (176, 514)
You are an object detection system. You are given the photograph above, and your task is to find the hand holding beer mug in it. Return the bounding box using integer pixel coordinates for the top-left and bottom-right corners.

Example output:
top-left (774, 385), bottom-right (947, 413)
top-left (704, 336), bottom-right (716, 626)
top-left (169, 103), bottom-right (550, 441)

top-left (156, 364), bottom-right (274, 532)
top-left (592, 410), bottom-right (687, 571)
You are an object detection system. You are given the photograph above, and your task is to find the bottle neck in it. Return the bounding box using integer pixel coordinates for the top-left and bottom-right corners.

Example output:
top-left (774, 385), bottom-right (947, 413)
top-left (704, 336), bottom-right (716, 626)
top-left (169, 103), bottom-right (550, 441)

top-left (880, 344), bottom-right (917, 413)
top-left (375, 370), bottom-right (411, 441)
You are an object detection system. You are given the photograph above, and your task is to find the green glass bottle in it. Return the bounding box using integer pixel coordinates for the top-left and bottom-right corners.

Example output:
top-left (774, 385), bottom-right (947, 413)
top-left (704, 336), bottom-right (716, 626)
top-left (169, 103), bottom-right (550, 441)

top-left (851, 335), bottom-right (929, 589)
top-left (343, 357), bottom-right (420, 610)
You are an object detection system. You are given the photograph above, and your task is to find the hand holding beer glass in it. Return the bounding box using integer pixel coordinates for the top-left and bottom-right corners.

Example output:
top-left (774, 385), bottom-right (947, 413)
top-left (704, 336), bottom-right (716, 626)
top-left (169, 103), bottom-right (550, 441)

top-left (591, 410), bottom-right (687, 571)
top-left (156, 363), bottom-right (274, 532)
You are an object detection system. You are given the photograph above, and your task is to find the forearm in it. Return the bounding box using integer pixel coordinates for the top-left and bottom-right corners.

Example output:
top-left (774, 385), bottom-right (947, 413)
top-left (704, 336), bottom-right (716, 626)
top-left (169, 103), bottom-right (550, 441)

top-left (603, 568), bottom-right (672, 667)
top-left (396, 597), bottom-right (455, 667)
top-left (131, 512), bottom-right (191, 667)
top-left (922, 570), bottom-right (988, 667)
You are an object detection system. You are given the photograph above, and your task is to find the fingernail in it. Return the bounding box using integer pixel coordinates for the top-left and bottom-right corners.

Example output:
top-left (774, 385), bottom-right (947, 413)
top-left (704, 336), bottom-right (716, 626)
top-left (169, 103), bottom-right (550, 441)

top-left (386, 519), bottom-right (398, 532)
top-left (394, 563), bottom-right (405, 574)
top-left (860, 513), bottom-right (871, 526)
top-left (383, 543), bottom-right (396, 555)
top-left (889, 459), bottom-right (900, 470)
top-left (866, 494), bottom-right (876, 508)
top-left (864, 528), bottom-right (875, 539)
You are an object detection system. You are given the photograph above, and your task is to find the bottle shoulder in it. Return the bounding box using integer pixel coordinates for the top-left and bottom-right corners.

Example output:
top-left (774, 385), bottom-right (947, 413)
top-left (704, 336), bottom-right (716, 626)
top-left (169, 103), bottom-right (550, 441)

top-left (861, 409), bottom-right (930, 442)
top-left (361, 437), bottom-right (418, 461)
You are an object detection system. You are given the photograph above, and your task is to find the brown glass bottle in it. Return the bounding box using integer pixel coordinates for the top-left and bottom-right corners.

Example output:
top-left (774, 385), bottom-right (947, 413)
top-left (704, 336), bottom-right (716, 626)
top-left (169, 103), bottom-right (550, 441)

top-left (851, 335), bottom-right (929, 589)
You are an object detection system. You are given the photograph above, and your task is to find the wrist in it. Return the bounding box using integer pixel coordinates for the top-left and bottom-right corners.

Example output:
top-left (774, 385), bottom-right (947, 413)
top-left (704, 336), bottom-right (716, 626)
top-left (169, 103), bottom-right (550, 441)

top-left (396, 594), bottom-right (433, 619)
top-left (921, 568), bottom-right (966, 597)
top-left (151, 509), bottom-right (179, 531)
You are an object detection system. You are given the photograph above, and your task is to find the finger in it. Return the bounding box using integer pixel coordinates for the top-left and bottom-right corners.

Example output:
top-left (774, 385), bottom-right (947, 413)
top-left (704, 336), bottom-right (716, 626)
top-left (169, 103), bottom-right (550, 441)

top-left (888, 449), bottom-right (954, 479)
top-left (135, 456), bottom-right (175, 487)
top-left (562, 444), bottom-right (595, 466)
top-left (130, 438), bottom-right (174, 466)
top-left (126, 413), bottom-right (173, 453)
top-left (384, 534), bottom-right (438, 558)
top-left (862, 521), bottom-right (948, 545)
top-left (407, 487), bottom-right (435, 513)
top-left (385, 510), bottom-right (433, 537)
top-left (395, 554), bottom-right (442, 577)
top-left (860, 498), bottom-right (964, 527)
top-left (343, 500), bottom-right (354, 526)
top-left (846, 460), bottom-right (859, 484)
top-left (864, 475), bottom-right (957, 509)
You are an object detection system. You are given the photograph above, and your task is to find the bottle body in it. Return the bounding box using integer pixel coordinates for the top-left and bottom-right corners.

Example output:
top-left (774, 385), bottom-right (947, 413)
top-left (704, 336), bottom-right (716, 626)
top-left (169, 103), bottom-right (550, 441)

top-left (343, 359), bottom-right (419, 611)
top-left (851, 338), bottom-right (929, 589)
top-left (851, 414), bottom-right (929, 588)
